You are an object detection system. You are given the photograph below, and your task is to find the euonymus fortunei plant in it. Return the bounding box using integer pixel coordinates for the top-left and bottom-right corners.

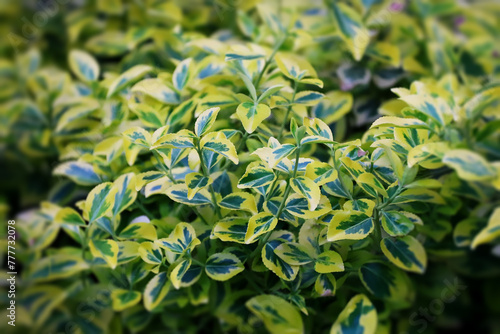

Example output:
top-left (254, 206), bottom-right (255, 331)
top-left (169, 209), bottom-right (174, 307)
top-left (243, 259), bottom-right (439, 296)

top-left (2, 0), bottom-right (500, 333)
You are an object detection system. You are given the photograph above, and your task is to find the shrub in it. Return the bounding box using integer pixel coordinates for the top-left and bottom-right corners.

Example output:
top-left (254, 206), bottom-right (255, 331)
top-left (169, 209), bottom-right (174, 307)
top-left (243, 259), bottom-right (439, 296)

top-left (2, 1), bottom-right (500, 333)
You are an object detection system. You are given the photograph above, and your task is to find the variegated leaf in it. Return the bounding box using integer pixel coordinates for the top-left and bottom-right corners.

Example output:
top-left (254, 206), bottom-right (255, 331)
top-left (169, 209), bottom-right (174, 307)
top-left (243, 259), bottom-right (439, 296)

top-left (380, 236), bottom-right (427, 274)
top-left (330, 294), bottom-right (377, 334)
top-left (205, 253), bottom-right (244, 281)
top-left (89, 239), bottom-right (119, 269)
top-left (327, 211), bottom-right (374, 242)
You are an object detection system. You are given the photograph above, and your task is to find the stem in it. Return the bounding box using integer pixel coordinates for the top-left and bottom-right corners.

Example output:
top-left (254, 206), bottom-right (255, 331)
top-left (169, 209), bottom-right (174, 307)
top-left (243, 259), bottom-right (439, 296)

top-left (250, 146), bottom-right (302, 260)
top-left (196, 141), bottom-right (222, 220)
top-left (193, 206), bottom-right (210, 225)
top-left (191, 258), bottom-right (205, 267)
top-left (222, 132), bottom-right (248, 170)
top-left (244, 270), bottom-right (264, 293)
top-left (376, 184), bottom-right (403, 210)
top-left (254, 33), bottom-right (287, 89)
top-left (372, 207), bottom-right (381, 249)
top-left (265, 175), bottom-right (280, 201)
top-left (153, 151), bottom-right (177, 184)
top-left (330, 146), bottom-right (354, 201)
top-left (136, 199), bottom-right (156, 219)
top-left (277, 80), bottom-right (299, 141)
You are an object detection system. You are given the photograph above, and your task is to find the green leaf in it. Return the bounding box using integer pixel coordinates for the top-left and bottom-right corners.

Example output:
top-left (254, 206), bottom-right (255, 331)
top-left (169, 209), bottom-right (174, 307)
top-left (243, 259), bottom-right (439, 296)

top-left (245, 212), bottom-right (278, 244)
top-left (239, 73), bottom-right (257, 101)
top-left (69, 49), bottom-right (99, 82)
top-left (367, 42), bottom-right (401, 67)
top-left (275, 53), bottom-right (317, 81)
top-left (262, 239), bottom-right (299, 281)
top-left (89, 239), bottom-right (119, 269)
top-left (328, 2), bottom-right (370, 61)
top-left (213, 217), bottom-right (248, 244)
top-left (165, 183), bottom-right (212, 206)
top-left (356, 173), bottom-right (388, 198)
top-left (343, 199), bottom-right (375, 216)
top-left (294, 91), bottom-right (324, 105)
top-left (144, 272), bottom-right (171, 311)
top-left (117, 241), bottom-right (140, 264)
top-left (123, 127), bottom-right (151, 148)
top-left (84, 182), bottom-right (118, 223)
top-left (330, 294), bottom-right (377, 334)
top-left (380, 236), bottom-right (427, 274)
top-left (246, 295), bottom-right (304, 334)
top-left (312, 91), bottom-right (353, 124)
top-left (173, 58), bottom-right (192, 91)
top-left (359, 261), bottom-right (410, 302)
top-left (179, 264), bottom-right (203, 288)
top-left (186, 172), bottom-right (213, 200)
top-left (168, 99), bottom-right (195, 129)
top-left (94, 137), bottom-right (124, 163)
top-left (236, 101), bottom-right (271, 133)
top-left (119, 223), bottom-right (158, 241)
top-left (328, 211), bottom-right (374, 242)
top-left (128, 102), bottom-right (164, 128)
top-left (252, 142), bottom-right (296, 169)
top-left (54, 207), bottom-right (86, 226)
top-left (274, 242), bottom-right (313, 265)
top-left (471, 208), bottom-right (500, 249)
top-left (370, 116), bottom-right (429, 129)
top-left (201, 132), bottom-right (239, 164)
top-left (28, 254), bottom-right (88, 282)
top-left (111, 289), bottom-right (142, 311)
top-left (443, 149), bottom-right (497, 181)
top-left (291, 176), bottom-right (321, 211)
top-left (225, 53), bottom-right (264, 61)
top-left (108, 65), bottom-right (152, 97)
top-left (399, 95), bottom-right (446, 126)
top-left (131, 78), bottom-right (180, 104)
top-left (315, 274), bottom-right (336, 297)
top-left (53, 161), bottom-right (101, 186)
top-left (258, 85), bottom-right (283, 103)
top-left (138, 241), bottom-right (163, 265)
top-left (195, 107), bottom-right (220, 137)
top-left (170, 258), bottom-right (192, 289)
top-left (314, 250), bottom-right (344, 274)
top-left (381, 211), bottom-right (414, 237)
top-left (155, 222), bottom-right (200, 254)
top-left (219, 192), bottom-right (257, 214)
top-left (112, 173), bottom-right (137, 217)
top-left (205, 253), bottom-right (244, 281)
top-left (238, 162), bottom-right (276, 188)
top-left (305, 161), bottom-right (338, 185)
top-left (340, 157), bottom-right (365, 179)
top-left (151, 129), bottom-right (195, 149)
top-left (286, 195), bottom-right (332, 219)
top-left (393, 188), bottom-right (445, 205)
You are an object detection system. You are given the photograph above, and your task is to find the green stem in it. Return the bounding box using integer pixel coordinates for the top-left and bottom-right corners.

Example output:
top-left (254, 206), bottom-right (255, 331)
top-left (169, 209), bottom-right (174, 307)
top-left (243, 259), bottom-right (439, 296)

top-left (250, 146), bottom-right (302, 260)
top-left (191, 258), bottom-right (205, 267)
top-left (244, 271), bottom-right (264, 293)
top-left (372, 208), bottom-right (382, 249)
top-left (330, 146), bottom-right (354, 201)
top-left (153, 151), bottom-right (177, 184)
top-left (136, 199), bottom-right (156, 219)
top-left (221, 132), bottom-right (248, 170)
top-left (254, 33), bottom-right (287, 89)
top-left (265, 174), bottom-right (280, 201)
top-left (376, 184), bottom-right (403, 210)
top-left (277, 80), bottom-right (299, 141)
top-left (193, 206), bottom-right (210, 225)
top-left (197, 141), bottom-right (222, 220)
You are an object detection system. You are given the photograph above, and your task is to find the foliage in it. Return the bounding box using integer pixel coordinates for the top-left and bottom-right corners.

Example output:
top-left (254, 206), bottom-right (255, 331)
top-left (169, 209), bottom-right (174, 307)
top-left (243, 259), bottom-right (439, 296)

top-left (1, 0), bottom-right (500, 333)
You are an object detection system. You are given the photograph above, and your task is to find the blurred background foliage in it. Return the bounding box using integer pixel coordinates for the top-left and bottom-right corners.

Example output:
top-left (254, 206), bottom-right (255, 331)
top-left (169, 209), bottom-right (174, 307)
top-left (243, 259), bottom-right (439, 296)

top-left (0, 0), bottom-right (500, 333)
